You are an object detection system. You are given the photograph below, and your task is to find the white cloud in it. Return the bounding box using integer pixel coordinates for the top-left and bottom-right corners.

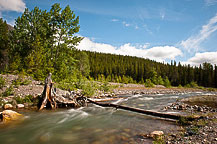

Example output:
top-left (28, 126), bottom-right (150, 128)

top-left (180, 13), bottom-right (217, 53)
top-left (204, 0), bottom-right (217, 6)
top-left (77, 37), bottom-right (117, 54)
top-left (0, 0), bottom-right (26, 13)
top-left (122, 21), bottom-right (130, 27)
top-left (111, 19), bottom-right (119, 22)
top-left (183, 51), bottom-right (217, 66)
top-left (77, 37), bottom-right (182, 62)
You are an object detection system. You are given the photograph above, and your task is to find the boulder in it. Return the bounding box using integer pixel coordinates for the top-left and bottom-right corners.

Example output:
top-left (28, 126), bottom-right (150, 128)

top-left (17, 104), bottom-right (25, 109)
top-left (0, 110), bottom-right (23, 122)
top-left (4, 104), bottom-right (13, 109)
top-left (150, 131), bottom-right (164, 138)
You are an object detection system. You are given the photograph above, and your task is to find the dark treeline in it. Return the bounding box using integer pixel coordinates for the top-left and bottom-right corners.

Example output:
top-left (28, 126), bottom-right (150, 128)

top-left (82, 51), bottom-right (217, 88)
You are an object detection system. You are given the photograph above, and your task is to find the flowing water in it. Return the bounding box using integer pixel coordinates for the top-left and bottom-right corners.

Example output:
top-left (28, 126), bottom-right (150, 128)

top-left (0, 91), bottom-right (216, 144)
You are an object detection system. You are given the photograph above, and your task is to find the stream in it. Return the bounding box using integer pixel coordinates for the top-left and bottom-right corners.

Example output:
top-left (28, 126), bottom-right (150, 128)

top-left (0, 91), bottom-right (216, 144)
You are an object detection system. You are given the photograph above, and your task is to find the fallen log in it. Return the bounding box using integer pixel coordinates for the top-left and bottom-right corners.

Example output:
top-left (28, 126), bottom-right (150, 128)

top-left (87, 99), bottom-right (201, 121)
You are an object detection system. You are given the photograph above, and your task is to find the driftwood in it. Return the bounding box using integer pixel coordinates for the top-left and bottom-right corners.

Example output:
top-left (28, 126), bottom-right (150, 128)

top-left (87, 99), bottom-right (201, 121)
top-left (38, 73), bottom-right (57, 110)
top-left (38, 73), bottom-right (88, 110)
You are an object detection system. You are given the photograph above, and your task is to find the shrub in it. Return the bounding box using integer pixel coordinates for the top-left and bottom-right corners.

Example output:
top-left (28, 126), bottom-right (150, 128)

top-left (2, 86), bottom-right (14, 97)
top-left (185, 81), bottom-right (198, 88)
top-left (144, 79), bottom-right (154, 87)
top-left (178, 84), bottom-right (183, 88)
top-left (12, 76), bottom-right (31, 87)
top-left (0, 76), bottom-right (5, 89)
top-left (189, 81), bottom-right (198, 88)
top-left (81, 81), bottom-right (95, 97)
top-left (14, 95), bottom-right (33, 104)
top-left (163, 77), bottom-right (171, 88)
top-left (100, 81), bottom-right (110, 92)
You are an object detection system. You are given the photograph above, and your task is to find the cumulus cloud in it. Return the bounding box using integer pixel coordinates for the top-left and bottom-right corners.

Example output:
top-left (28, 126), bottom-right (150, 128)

top-left (183, 52), bottom-right (217, 66)
top-left (77, 37), bottom-right (182, 62)
top-left (180, 13), bottom-right (217, 53)
top-left (0, 0), bottom-right (26, 13)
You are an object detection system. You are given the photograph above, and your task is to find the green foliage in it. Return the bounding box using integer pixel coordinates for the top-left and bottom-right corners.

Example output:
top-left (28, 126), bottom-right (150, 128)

top-left (12, 76), bottom-right (31, 87)
top-left (99, 81), bottom-right (110, 92)
top-left (178, 117), bottom-right (190, 126)
top-left (190, 81), bottom-right (198, 88)
top-left (148, 68), bottom-right (158, 84)
top-left (184, 81), bottom-right (198, 88)
top-left (81, 81), bottom-right (95, 97)
top-left (84, 51), bottom-right (217, 88)
top-left (0, 75), bottom-right (5, 89)
top-left (178, 84), bottom-right (183, 88)
top-left (152, 135), bottom-right (165, 144)
top-left (75, 51), bottom-right (90, 77)
top-left (163, 77), bottom-right (171, 88)
top-left (1, 86), bottom-right (14, 97)
top-left (0, 18), bottom-right (9, 72)
top-left (156, 76), bottom-right (164, 85)
top-left (8, 3), bottom-right (82, 82)
top-left (144, 79), bottom-right (154, 87)
top-left (13, 95), bottom-right (33, 104)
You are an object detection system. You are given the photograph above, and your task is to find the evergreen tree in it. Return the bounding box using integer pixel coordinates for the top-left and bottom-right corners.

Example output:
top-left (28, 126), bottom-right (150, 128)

top-left (9, 3), bottom-right (82, 80)
top-left (0, 18), bottom-right (9, 71)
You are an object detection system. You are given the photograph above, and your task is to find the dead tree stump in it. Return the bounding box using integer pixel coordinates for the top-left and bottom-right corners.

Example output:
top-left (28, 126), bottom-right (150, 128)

top-left (38, 73), bottom-right (57, 110)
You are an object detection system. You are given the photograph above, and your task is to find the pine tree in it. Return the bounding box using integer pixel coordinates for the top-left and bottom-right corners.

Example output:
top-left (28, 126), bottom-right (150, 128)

top-left (0, 18), bottom-right (9, 71)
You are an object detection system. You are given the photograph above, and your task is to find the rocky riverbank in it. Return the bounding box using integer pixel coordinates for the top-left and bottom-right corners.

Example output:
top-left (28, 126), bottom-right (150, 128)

top-left (1, 73), bottom-right (213, 111)
top-left (162, 95), bottom-right (217, 144)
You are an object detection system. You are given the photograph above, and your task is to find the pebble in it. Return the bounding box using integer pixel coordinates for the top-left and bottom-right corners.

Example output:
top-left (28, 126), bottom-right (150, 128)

top-left (17, 104), bottom-right (25, 109)
top-left (4, 104), bottom-right (13, 109)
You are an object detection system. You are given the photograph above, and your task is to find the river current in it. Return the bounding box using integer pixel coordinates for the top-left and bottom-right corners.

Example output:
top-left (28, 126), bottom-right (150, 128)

top-left (0, 91), bottom-right (216, 144)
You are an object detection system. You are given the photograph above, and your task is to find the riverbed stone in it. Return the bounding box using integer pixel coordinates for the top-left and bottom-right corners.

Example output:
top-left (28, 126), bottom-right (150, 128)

top-left (0, 110), bottom-right (23, 122)
top-left (150, 131), bottom-right (164, 138)
top-left (3, 104), bottom-right (13, 109)
top-left (17, 104), bottom-right (25, 109)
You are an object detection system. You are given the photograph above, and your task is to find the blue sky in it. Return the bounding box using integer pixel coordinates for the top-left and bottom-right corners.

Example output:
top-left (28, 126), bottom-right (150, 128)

top-left (1, 0), bottom-right (217, 65)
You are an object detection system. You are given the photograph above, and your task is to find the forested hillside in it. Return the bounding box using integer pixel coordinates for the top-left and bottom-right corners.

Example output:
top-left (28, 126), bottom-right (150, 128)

top-left (82, 51), bottom-right (217, 88)
top-left (0, 3), bottom-right (216, 89)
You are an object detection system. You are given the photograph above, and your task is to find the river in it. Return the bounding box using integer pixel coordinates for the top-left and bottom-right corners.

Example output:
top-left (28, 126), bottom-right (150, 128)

top-left (0, 91), bottom-right (216, 144)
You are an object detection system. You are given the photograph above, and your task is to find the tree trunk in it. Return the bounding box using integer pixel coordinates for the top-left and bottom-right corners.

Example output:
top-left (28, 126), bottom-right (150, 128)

top-left (87, 99), bottom-right (201, 121)
top-left (38, 74), bottom-right (57, 110)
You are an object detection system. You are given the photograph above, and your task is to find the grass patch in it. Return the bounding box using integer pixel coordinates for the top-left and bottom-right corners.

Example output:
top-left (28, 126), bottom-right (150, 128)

top-left (152, 135), bottom-right (165, 144)
top-left (1, 86), bottom-right (14, 97)
top-left (0, 76), bottom-right (6, 89)
top-left (12, 76), bottom-right (31, 88)
top-left (13, 95), bottom-right (34, 104)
